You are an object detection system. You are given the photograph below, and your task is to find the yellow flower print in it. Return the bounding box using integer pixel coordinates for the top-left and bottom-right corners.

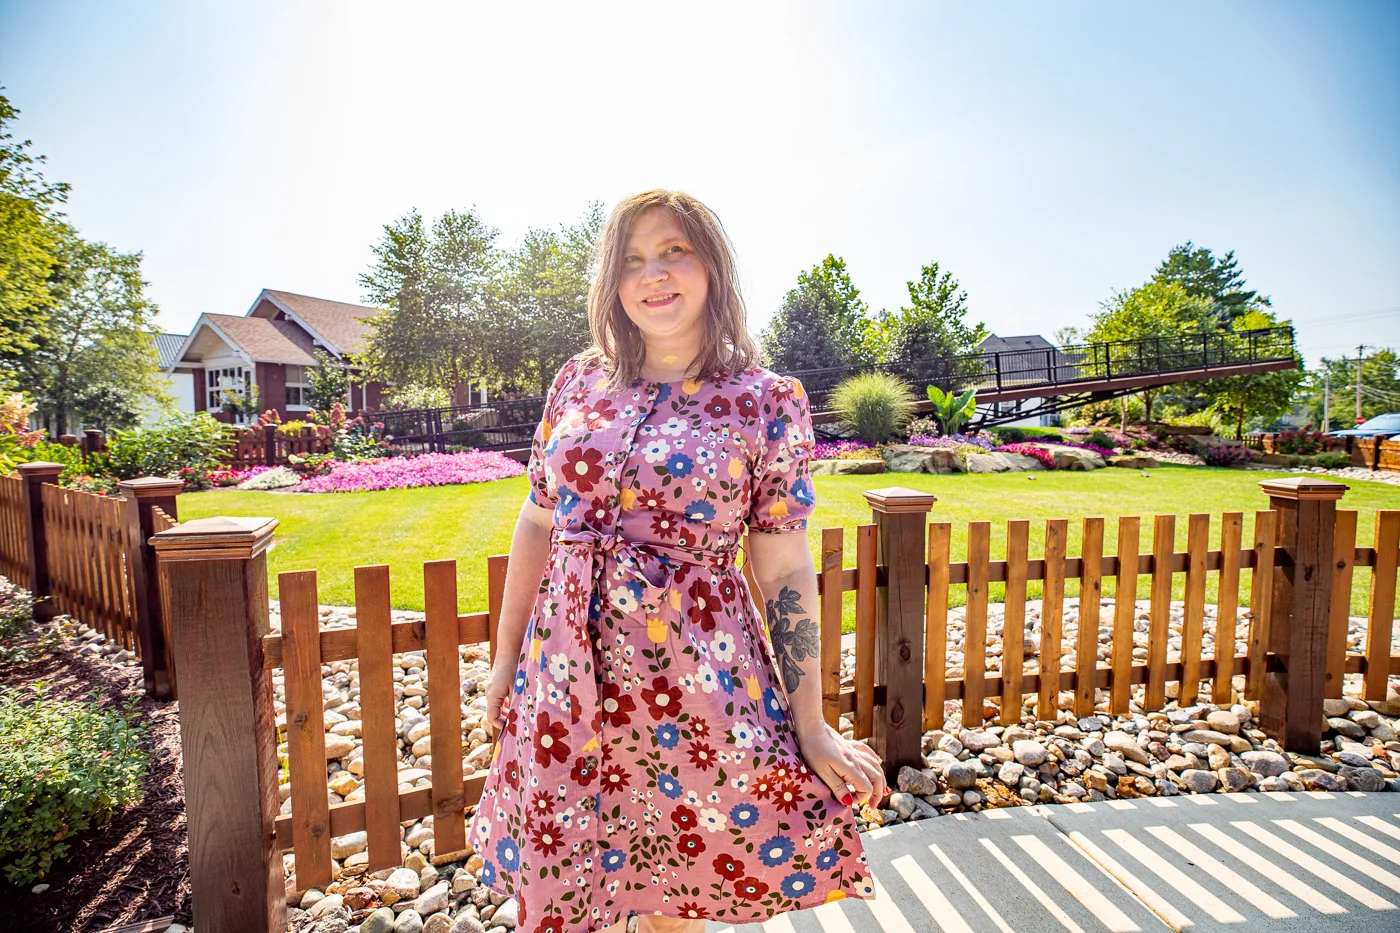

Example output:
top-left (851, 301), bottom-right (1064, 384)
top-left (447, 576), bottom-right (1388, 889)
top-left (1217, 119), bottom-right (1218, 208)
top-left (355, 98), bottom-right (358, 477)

top-left (681, 377), bottom-right (704, 395)
top-left (746, 675), bottom-right (762, 700)
top-left (792, 378), bottom-right (805, 400)
top-left (825, 889), bottom-right (847, 903)
top-left (647, 618), bottom-right (668, 643)
top-left (669, 588), bottom-right (682, 610)
top-left (769, 500), bottom-right (790, 519)
top-left (619, 487), bottom-right (637, 511)
top-left (541, 419), bottom-right (552, 444)
top-left (528, 637), bottom-right (543, 663)
top-left (727, 456), bottom-right (743, 479)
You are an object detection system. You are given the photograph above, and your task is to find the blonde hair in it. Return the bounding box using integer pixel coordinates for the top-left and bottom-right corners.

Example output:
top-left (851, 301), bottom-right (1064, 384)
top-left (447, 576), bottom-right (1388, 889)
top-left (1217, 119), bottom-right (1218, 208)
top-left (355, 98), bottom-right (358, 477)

top-left (579, 189), bottom-right (759, 391)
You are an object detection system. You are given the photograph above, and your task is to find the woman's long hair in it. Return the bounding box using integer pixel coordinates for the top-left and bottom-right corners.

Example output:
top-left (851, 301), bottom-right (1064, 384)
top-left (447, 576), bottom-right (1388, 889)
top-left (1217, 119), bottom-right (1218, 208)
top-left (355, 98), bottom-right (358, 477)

top-left (579, 189), bottom-right (760, 391)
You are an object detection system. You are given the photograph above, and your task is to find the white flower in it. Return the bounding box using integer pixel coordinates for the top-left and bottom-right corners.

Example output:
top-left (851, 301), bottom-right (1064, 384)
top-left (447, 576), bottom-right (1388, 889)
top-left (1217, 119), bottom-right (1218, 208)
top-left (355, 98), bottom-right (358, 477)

top-left (767, 451), bottom-right (793, 474)
top-left (787, 424), bottom-right (806, 447)
top-left (711, 631), bottom-right (736, 662)
top-left (702, 463), bottom-right (718, 479)
top-left (641, 439), bottom-right (671, 463)
top-left (660, 417), bottom-right (686, 437)
top-left (696, 663), bottom-right (719, 694)
top-left (698, 807), bottom-right (728, 832)
top-left (691, 477), bottom-right (706, 492)
top-left (730, 720), bottom-right (756, 748)
top-left (695, 447), bottom-right (714, 463)
top-left (678, 671), bottom-right (698, 694)
top-left (548, 652), bottom-right (570, 682)
top-left (609, 585), bottom-right (639, 613)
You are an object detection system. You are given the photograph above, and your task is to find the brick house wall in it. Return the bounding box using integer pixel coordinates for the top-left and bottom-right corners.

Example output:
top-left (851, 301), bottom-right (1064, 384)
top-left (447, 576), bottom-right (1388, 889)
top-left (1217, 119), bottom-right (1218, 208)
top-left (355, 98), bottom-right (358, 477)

top-left (255, 362), bottom-right (289, 420)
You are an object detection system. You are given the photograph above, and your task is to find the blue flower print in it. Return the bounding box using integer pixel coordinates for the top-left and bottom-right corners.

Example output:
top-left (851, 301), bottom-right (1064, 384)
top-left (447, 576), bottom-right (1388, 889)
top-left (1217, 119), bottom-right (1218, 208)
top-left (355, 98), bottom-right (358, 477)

top-left (655, 383), bottom-right (673, 405)
top-left (481, 858), bottom-right (497, 886)
top-left (759, 834), bottom-right (794, 867)
top-left (684, 499), bottom-right (716, 522)
top-left (513, 668), bottom-right (527, 694)
top-left (781, 871), bottom-right (816, 899)
top-left (496, 835), bottom-right (521, 871)
top-left (602, 848), bottom-right (628, 872)
top-left (718, 669), bottom-right (735, 695)
top-left (762, 686), bottom-right (786, 722)
top-left (655, 723), bottom-right (680, 749)
top-left (665, 453), bottom-right (693, 478)
top-left (557, 486), bottom-right (580, 516)
top-left (766, 418), bottom-right (786, 441)
top-left (791, 477), bottom-right (814, 507)
top-left (816, 847), bottom-right (839, 869)
top-left (657, 772), bottom-right (684, 799)
top-left (730, 801), bottom-right (760, 828)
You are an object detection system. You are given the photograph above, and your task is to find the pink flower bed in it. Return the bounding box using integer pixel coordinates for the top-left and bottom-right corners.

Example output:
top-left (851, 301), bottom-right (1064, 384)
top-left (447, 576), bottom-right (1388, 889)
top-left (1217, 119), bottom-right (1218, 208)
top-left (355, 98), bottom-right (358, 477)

top-left (993, 443), bottom-right (1057, 469)
top-left (296, 451), bottom-right (525, 493)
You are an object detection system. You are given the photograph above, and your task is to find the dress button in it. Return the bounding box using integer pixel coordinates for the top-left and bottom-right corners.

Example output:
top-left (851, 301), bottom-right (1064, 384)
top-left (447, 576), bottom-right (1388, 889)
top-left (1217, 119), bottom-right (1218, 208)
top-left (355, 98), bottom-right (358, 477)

top-left (581, 795), bottom-right (597, 810)
top-left (584, 756), bottom-right (598, 769)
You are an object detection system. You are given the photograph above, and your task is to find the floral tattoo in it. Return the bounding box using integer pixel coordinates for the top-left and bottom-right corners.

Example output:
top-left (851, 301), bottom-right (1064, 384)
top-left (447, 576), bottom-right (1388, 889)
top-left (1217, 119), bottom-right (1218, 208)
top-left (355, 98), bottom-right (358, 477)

top-left (765, 585), bottom-right (820, 693)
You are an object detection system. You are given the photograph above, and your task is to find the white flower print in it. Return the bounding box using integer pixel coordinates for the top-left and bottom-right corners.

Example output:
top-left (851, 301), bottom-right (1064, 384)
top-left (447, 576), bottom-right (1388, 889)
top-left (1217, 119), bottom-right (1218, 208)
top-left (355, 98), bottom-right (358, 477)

top-left (641, 438), bottom-right (671, 463)
top-left (678, 671), bottom-right (697, 694)
top-left (696, 662), bottom-right (719, 694)
top-left (711, 631), bottom-right (736, 662)
top-left (787, 423), bottom-right (805, 447)
top-left (702, 463), bottom-right (718, 479)
top-left (730, 772), bottom-right (749, 793)
top-left (767, 451), bottom-right (793, 474)
top-left (609, 585), bottom-right (639, 613)
top-left (548, 652), bottom-right (570, 682)
top-left (660, 416), bottom-right (686, 437)
top-left (695, 447), bottom-right (713, 463)
top-left (730, 720), bottom-right (757, 748)
top-left (698, 807), bottom-right (727, 832)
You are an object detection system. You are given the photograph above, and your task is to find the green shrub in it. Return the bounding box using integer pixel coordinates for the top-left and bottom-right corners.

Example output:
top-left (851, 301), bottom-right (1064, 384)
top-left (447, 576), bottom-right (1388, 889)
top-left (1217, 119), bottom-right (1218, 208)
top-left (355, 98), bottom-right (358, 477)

top-left (830, 373), bottom-right (916, 444)
top-left (105, 412), bottom-right (234, 480)
top-left (926, 386), bottom-right (977, 435)
top-left (992, 426), bottom-right (1026, 443)
top-left (1086, 430), bottom-right (1116, 451)
top-left (1312, 451), bottom-right (1352, 469)
top-left (386, 384), bottom-right (451, 411)
top-left (0, 579), bottom-right (38, 663)
top-left (0, 686), bottom-right (149, 884)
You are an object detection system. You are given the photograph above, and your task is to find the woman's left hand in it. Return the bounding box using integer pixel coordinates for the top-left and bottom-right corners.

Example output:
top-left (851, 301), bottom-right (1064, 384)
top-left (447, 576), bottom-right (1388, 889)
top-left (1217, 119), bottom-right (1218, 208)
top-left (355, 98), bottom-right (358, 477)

top-left (793, 720), bottom-right (889, 809)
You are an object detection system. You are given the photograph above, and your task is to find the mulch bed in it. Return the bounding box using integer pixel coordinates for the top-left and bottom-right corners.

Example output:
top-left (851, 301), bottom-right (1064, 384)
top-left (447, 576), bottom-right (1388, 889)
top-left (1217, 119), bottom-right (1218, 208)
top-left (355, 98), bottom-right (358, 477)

top-left (1, 622), bottom-right (191, 931)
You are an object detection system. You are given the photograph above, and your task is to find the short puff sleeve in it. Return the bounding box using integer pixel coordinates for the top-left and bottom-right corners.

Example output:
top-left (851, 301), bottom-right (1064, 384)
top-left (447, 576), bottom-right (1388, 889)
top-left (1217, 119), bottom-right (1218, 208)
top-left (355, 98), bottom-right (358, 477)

top-left (526, 357), bottom-right (580, 509)
top-left (747, 375), bottom-right (817, 533)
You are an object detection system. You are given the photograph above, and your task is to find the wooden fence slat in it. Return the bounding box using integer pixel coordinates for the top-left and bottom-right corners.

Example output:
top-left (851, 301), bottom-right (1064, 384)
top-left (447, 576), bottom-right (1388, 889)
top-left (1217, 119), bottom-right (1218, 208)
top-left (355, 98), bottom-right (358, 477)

top-left (355, 565), bottom-right (401, 871)
top-left (487, 554), bottom-right (507, 665)
top-left (964, 521), bottom-right (991, 727)
top-left (819, 527), bottom-right (843, 730)
top-left (924, 522), bottom-right (951, 732)
top-left (1038, 519), bottom-right (1067, 723)
top-left (1001, 521), bottom-right (1029, 726)
top-left (1327, 511), bottom-right (1358, 700)
top-left (1110, 516), bottom-right (1140, 716)
top-left (280, 569), bottom-right (332, 889)
top-left (1365, 510), bottom-right (1400, 700)
top-left (1178, 513), bottom-right (1210, 707)
top-left (1212, 512), bottom-right (1243, 704)
top-left (424, 559), bottom-right (466, 855)
top-left (1245, 510), bottom-right (1277, 702)
top-left (854, 523), bottom-right (877, 739)
top-left (1076, 518), bottom-right (1104, 718)
top-left (1144, 514), bottom-right (1175, 711)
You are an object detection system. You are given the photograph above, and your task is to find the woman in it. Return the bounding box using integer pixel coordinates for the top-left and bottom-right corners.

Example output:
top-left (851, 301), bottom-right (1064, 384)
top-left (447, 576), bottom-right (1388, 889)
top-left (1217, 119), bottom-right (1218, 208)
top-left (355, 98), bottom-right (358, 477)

top-left (471, 190), bottom-right (886, 933)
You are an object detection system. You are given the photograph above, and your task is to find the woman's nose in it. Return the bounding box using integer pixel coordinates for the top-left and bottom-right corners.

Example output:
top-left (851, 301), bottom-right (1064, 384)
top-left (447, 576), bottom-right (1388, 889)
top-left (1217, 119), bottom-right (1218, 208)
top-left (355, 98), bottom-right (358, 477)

top-left (642, 258), bottom-right (669, 284)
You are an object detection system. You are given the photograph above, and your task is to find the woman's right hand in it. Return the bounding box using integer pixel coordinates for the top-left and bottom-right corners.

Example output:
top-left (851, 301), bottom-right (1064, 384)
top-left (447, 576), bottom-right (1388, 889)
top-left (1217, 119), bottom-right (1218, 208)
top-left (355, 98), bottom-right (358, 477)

top-left (483, 661), bottom-right (517, 742)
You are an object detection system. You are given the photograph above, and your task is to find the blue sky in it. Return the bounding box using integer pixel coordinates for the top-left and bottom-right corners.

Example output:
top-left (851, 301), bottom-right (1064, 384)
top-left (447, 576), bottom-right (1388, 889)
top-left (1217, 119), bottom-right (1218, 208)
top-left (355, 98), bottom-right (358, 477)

top-left (2, 1), bottom-right (1396, 368)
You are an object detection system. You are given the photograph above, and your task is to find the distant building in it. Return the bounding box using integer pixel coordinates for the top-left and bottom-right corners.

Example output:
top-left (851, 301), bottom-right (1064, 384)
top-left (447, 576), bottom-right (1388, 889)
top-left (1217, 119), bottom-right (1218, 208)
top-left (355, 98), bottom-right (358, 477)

top-left (976, 333), bottom-right (1066, 427)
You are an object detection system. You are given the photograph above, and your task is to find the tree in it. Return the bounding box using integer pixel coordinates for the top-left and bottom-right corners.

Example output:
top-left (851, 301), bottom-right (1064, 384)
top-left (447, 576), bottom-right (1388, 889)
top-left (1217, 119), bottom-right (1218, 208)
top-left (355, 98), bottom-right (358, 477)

top-left (1151, 241), bottom-right (1269, 328)
top-left (1204, 310), bottom-right (1305, 437)
top-left (761, 255), bottom-right (871, 372)
top-left (0, 91), bottom-right (68, 374)
top-left (356, 207), bottom-right (500, 395)
top-left (306, 348), bottom-right (350, 412)
top-left (1088, 280), bottom-right (1213, 427)
top-left (1298, 348), bottom-right (1400, 430)
top-left (885, 262), bottom-right (987, 363)
top-left (17, 229), bottom-right (167, 435)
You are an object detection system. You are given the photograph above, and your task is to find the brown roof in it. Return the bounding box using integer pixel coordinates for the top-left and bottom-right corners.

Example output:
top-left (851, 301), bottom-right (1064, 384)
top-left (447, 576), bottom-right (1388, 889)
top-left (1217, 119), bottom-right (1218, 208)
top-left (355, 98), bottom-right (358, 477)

top-left (262, 290), bottom-right (383, 357)
top-left (203, 313), bottom-right (318, 365)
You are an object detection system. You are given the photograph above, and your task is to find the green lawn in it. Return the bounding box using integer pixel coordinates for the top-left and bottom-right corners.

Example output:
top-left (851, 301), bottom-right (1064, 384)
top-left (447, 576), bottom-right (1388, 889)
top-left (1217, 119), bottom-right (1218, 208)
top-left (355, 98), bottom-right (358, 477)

top-left (175, 466), bottom-right (1399, 621)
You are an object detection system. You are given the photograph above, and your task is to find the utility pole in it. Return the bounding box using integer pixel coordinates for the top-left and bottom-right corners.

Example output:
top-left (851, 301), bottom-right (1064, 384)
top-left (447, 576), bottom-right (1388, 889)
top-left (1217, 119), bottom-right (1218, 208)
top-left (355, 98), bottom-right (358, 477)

top-left (1355, 345), bottom-right (1368, 425)
top-left (1323, 369), bottom-right (1330, 431)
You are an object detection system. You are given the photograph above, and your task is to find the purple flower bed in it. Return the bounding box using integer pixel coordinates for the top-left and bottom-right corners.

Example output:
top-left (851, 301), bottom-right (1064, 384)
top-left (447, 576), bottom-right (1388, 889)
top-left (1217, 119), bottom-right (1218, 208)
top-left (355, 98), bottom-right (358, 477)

top-left (813, 439), bottom-right (875, 459)
top-left (296, 451), bottom-right (525, 493)
top-left (992, 443), bottom-right (1057, 469)
top-left (909, 433), bottom-right (997, 451)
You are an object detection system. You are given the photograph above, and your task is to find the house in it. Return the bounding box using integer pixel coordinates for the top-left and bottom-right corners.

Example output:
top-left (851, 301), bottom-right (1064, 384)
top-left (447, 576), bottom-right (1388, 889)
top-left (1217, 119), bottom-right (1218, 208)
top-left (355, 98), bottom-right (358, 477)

top-left (975, 333), bottom-right (1068, 427)
top-left (164, 289), bottom-right (489, 424)
top-left (140, 333), bottom-right (197, 426)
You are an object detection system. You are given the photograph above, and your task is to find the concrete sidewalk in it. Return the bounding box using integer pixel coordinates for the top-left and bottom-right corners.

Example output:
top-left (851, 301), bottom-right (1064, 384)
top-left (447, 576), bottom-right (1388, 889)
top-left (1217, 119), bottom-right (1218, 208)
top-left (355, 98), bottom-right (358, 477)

top-left (709, 791), bottom-right (1400, 932)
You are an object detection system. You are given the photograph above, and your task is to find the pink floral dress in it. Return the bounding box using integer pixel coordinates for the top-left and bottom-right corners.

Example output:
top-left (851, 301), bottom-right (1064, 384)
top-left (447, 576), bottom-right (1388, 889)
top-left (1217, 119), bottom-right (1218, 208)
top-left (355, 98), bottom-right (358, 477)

top-left (467, 355), bottom-right (874, 933)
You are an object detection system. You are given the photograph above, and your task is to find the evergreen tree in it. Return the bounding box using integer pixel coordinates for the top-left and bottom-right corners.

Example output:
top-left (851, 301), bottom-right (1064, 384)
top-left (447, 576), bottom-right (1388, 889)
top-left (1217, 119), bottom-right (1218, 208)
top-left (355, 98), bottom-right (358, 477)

top-left (761, 255), bottom-right (870, 372)
top-left (1151, 242), bottom-right (1269, 328)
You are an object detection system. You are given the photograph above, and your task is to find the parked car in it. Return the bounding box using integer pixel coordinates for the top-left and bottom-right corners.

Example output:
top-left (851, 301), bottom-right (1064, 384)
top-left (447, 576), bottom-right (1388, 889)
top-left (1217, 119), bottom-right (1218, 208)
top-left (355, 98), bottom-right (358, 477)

top-left (1330, 412), bottom-right (1400, 438)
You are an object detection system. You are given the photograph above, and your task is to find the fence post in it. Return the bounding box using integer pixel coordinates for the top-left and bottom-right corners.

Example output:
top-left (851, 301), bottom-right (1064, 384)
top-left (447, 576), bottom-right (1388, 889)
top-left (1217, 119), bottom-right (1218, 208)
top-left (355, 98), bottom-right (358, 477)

top-left (263, 424), bottom-right (277, 466)
top-left (152, 516), bottom-right (285, 933)
top-left (17, 461), bottom-right (63, 621)
top-left (863, 486), bottom-right (935, 780)
top-left (118, 477), bottom-right (183, 700)
top-left (1257, 477), bottom-right (1348, 755)
top-left (82, 428), bottom-right (104, 456)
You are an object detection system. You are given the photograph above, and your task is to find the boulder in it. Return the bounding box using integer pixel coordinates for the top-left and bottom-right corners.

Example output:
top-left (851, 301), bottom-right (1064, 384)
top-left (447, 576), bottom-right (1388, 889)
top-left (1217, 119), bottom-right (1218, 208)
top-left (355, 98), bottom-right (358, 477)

top-left (1340, 766), bottom-right (1386, 792)
top-left (965, 452), bottom-right (1046, 473)
top-left (1108, 454), bottom-right (1159, 469)
top-left (1103, 731), bottom-right (1150, 765)
top-left (1240, 750), bottom-right (1289, 777)
top-left (880, 444), bottom-right (937, 472)
top-left (810, 459), bottom-right (887, 476)
top-left (1036, 444), bottom-right (1105, 470)
top-left (1179, 769), bottom-right (1218, 793)
top-left (1298, 768), bottom-right (1347, 792)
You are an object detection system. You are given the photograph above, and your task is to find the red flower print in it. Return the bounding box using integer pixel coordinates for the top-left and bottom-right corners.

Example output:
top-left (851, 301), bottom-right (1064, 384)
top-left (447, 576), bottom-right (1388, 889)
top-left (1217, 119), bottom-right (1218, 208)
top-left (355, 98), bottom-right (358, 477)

top-left (770, 377), bottom-right (796, 399)
top-left (534, 916), bottom-right (565, 933)
top-left (736, 877), bottom-right (770, 900)
top-left (583, 497), bottom-right (612, 527)
top-left (569, 697), bottom-right (584, 725)
top-left (564, 572), bottom-right (585, 603)
top-left (750, 774), bottom-right (776, 801)
top-left (601, 682), bottom-right (636, 728)
top-left (687, 741), bottom-right (717, 771)
top-left (571, 756), bottom-right (597, 786)
top-left (735, 392), bottom-right (758, 418)
top-left (640, 676), bottom-right (683, 720)
top-left (504, 760), bottom-right (521, 789)
top-left (713, 853), bottom-right (746, 880)
top-left (677, 833), bottom-right (706, 859)
top-left (671, 804), bottom-right (697, 830)
top-left (717, 577), bottom-right (738, 603)
top-left (675, 903), bottom-right (709, 920)
top-left (650, 513), bottom-right (678, 541)
top-left (601, 763), bottom-right (630, 795)
top-left (561, 447), bottom-right (604, 493)
top-left (704, 396), bottom-right (731, 419)
top-left (530, 790), bottom-right (555, 818)
top-left (689, 578), bottom-right (718, 631)
top-left (533, 711), bottom-right (570, 768)
top-left (504, 703), bottom-right (521, 738)
top-left (583, 400), bottom-right (617, 429)
top-left (773, 779), bottom-right (803, 814)
top-left (532, 822), bottom-right (564, 857)
top-left (690, 717), bottom-right (710, 738)
top-left (635, 487), bottom-right (667, 509)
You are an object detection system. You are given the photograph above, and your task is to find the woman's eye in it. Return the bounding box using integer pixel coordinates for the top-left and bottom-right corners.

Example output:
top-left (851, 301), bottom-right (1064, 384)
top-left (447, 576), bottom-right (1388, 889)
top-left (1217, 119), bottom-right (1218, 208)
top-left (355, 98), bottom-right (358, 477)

top-left (667, 245), bottom-right (685, 255)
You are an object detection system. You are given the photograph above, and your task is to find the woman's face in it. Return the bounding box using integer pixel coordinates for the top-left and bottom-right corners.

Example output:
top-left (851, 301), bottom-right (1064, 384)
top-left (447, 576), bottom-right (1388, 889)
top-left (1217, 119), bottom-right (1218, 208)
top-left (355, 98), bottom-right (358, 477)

top-left (617, 205), bottom-right (710, 349)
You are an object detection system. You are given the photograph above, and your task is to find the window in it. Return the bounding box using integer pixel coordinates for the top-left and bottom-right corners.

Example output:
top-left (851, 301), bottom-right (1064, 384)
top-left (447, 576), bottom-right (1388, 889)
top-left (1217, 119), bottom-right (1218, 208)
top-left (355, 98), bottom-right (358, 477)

top-left (285, 365), bottom-right (310, 409)
top-left (207, 366), bottom-right (248, 409)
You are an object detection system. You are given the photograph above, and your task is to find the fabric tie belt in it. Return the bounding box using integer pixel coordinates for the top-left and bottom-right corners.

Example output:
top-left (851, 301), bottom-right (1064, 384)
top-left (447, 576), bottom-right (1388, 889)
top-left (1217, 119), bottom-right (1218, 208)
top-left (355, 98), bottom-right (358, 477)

top-left (553, 526), bottom-right (735, 620)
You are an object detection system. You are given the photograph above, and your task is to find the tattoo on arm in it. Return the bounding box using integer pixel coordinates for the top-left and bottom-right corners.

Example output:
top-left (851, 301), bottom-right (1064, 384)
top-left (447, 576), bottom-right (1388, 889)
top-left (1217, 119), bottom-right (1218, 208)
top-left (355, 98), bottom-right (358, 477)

top-left (765, 585), bottom-right (820, 693)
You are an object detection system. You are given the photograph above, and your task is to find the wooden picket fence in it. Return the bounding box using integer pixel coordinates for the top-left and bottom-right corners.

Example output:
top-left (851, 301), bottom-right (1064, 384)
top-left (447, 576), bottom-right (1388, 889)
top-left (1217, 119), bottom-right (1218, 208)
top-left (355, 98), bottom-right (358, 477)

top-left (39, 483), bottom-right (139, 652)
top-left (224, 424), bottom-right (333, 470)
top-left (0, 473), bottom-right (30, 588)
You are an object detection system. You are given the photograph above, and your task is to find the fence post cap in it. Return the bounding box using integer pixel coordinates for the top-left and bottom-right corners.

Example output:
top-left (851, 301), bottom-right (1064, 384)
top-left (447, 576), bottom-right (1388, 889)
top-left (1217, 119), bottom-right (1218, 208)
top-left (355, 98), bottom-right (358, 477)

top-left (863, 486), bottom-right (937, 514)
top-left (117, 476), bottom-right (185, 498)
top-left (16, 461), bottom-right (64, 478)
top-left (1258, 476), bottom-right (1349, 501)
top-left (150, 515), bottom-right (278, 561)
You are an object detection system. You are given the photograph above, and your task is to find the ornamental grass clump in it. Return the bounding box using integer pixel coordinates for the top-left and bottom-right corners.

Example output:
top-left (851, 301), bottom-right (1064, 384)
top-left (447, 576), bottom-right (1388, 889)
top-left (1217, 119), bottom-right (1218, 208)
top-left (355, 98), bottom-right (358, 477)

top-left (0, 686), bottom-right (149, 884)
top-left (829, 373), bottom-right (916, 444)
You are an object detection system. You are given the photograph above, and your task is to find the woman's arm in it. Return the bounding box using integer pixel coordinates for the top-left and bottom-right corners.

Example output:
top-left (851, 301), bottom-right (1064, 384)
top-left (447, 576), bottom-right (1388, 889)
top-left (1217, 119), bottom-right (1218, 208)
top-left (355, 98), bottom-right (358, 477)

top-left (483, 498), bottom-right (554, 739)
top-left (747, 529), bottom-right (888, 809)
